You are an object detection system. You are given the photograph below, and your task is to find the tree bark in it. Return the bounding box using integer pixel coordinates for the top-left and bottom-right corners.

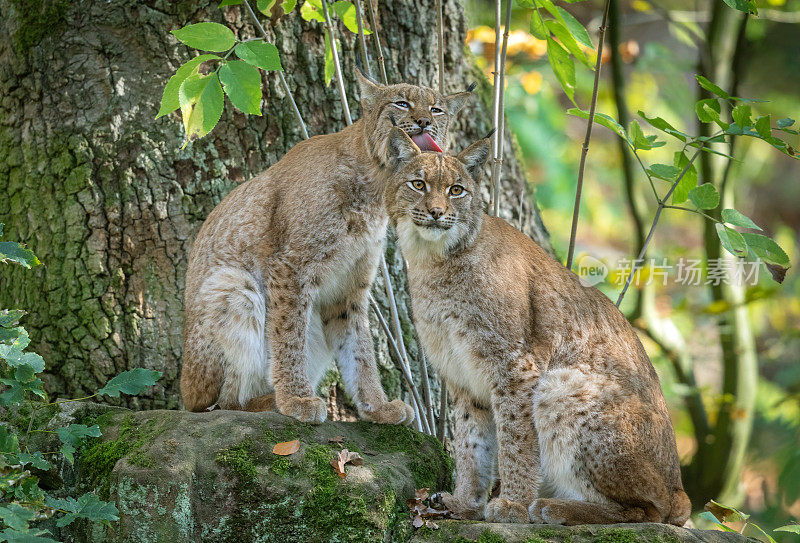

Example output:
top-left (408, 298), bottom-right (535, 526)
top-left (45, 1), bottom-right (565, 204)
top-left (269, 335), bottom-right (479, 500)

top-left (0, 0), bottom-right (550, 410)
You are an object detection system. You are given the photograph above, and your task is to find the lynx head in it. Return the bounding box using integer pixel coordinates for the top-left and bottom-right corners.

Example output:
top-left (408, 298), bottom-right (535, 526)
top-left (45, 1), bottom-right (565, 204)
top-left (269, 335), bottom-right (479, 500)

top-left (355, 69), bottom-right (472, 165)
top-left (384, 127), bottom-right (491, 259)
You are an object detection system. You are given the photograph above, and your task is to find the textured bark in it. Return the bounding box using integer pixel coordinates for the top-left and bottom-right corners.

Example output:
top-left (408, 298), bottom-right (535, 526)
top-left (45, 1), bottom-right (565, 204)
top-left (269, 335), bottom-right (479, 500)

top-left (0, 0), bottom-right (550, 409)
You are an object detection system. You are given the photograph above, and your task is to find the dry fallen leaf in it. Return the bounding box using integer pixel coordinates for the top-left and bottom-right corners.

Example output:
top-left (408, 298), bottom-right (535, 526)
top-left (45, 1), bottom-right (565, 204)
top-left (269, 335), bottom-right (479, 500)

top-left (408, 487), bottom-right (451, 530)
top-left (272, 439), bottom-right (300, 456)
top-left (328, 435), bottom-right (345, 447)
top-left (330, 448), bottom-right (364, 478)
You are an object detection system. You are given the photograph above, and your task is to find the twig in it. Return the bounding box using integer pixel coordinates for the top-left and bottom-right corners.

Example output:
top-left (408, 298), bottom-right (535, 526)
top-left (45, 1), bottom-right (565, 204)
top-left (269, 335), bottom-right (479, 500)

top-left (564, 0), bottom-right (612, 270)
top-left (491, 0), bottom-right (512, 218)
top-left (321, 0), bottom-right (353, 126)
top-left (353, 0), bottom-right (372, 77)
top-left (437, 384), bottom-right (448, 442)
top-left (436, 0), bottom-right (445, 94)
top-left (488, 0), bottom-right (503, 216)
top-left (242, 0), bottom-right (309, 139)
top-left (369, 294), bottom-right (426, 432)
top-left (366, 0), bottom-right (388, 85)
top-left (419, 349), bottom-right (436, 435)
top-left (615, 145), bottom-right (704, 307)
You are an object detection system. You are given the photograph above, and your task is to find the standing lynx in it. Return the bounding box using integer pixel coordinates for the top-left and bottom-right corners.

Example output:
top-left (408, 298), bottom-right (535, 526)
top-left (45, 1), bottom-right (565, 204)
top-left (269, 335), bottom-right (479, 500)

top-left (383, 128), bottom-right (691, 525)
top-left (180, 71), bottom-right (471, 425)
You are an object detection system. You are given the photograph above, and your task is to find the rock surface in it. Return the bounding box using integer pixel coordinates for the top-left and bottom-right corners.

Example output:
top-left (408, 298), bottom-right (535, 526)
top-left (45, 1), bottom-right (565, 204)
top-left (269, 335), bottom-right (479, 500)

top-left (40, 404), bottom-right (755, 543)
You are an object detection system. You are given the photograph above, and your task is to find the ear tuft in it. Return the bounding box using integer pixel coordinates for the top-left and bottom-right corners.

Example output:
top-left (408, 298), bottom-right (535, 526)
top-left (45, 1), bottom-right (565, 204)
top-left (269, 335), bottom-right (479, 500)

top-left (466, 82), bottom-right (477, 93)
top-left (443, 90), bottom-right (472, 114)
top-left (457, 138), bottom-right (491, 181)
top-left (356, 66), bottom-right (383, 109)
top-left (387, 127), bottom-right (421, 170)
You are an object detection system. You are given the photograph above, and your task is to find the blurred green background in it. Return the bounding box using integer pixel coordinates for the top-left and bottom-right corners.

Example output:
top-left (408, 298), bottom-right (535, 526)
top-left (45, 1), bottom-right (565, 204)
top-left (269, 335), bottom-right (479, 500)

top-left (464, 0), bottom-right (799, 536)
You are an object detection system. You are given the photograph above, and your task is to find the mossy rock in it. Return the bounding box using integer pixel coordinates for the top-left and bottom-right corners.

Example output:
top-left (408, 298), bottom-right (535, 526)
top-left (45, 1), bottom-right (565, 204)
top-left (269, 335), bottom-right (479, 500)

top-left (52, 403), bottom-right (453, 543)
top-left (408, 521), bottom-right (759, 543)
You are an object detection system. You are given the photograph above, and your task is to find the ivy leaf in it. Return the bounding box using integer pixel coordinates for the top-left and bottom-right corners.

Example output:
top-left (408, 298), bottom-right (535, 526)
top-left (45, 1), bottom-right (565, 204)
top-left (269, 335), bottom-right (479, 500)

top-left (647, 163), bottom-right (680, 181)
top-left (567, 109), bottom-right (626, 140)
top-left (56, 424), bottom-right (102, 448)
top-left (637, 111), bottom-right (688, 142)
top-left (0, 241), bottom-right (41, 269)
top-left (670, 151), bottom-right (697, 204)
top-left (98, 368), bottom-right (162, 397)
top-left (720, 209), bottom-right (761, 230)
top-left (324, 33), bottom-right (336, 87)
top-left (529, 9), bottom-right (548, 40)
top-left (171, 22), bottom-right (235, 52)
top-left (156, 54), bottom-right (221, 120)
top-left (235, 41), bottom-right (283, 71)
top-left (555, 6), bottom-right (592, 48)
top-left (545, 20), bottom-right (591, 68)
top-left (179, 72), bottom-right (224, 143)
top-left (732, 104), bottom-right (751, 128)
top-left (333, 1), bottom-right (372, 34)
top-left (628, 120), bottom-right (651, 150)
top-left (45, 493), bottom-right (119, 527)
top-left (694, 74), bottom-right (730, 99)
top-left (219, 60), bottom-right (263, 115)
top-left (716, 224), bottom-right (747, 258)
top-left (16, 452), bottom-right (51, 471)
top-left (546, 38), bottom-right (575, 104)
top-left (695, 98), bottom-right (721, 124)
top-left (301, 0), bottom-right (325, 23)
top-left (688, 183), bottom-right (720, 210)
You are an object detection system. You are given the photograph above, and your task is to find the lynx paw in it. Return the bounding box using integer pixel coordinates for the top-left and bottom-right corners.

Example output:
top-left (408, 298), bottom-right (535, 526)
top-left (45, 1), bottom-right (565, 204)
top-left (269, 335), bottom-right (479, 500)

top-left (529, 499), bottom-right (566, 525)
top-left (362, 399), bottom-right (415, 426)
top-left (437, 492), bottom-right (485, 520)
top-left (279, 395), bottom-right (327, 424)
top-left (485, 497), bottom-right (530, 523)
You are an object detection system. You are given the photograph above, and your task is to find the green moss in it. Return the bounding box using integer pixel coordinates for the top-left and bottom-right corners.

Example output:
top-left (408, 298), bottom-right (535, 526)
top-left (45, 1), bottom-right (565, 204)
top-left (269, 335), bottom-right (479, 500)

top-left (215, 437), bottom-right (258, 480)
top-left (8, 0), bottom-right (70, 53)
top-left (270, 456), bottom-right (292, 477)
top-left (477, 529), bottom-right (508, 543)
top-left (593, 528), bottom-right (639, 543)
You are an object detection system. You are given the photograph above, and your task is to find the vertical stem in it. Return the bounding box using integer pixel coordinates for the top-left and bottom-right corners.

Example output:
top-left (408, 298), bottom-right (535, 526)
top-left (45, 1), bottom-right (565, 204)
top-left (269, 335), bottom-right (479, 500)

top-left (242, 0), bottom-right (309, 139)
top-left (322, 0), bottom-right (353, 126)
top-left (436, 382), bottom-right (448, 442)
top-left (353, 0), bottom-right (372, 77)
top-left (366, 0), bottom-right (389, 85)
top-left (436, 0), bottom-right (445, 94)
top-left (489, 0), bottom-right (503, 215)
top-left (564, 0), bottom-right (611, 270)
top-left (492, 0), bottom-right (512, 218)
top-left (419, 350), bottom-right (436, 434)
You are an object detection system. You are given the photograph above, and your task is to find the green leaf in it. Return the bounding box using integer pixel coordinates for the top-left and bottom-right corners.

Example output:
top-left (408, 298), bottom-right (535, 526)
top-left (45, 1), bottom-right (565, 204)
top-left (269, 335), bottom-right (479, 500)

top-left (171, 22), bottom-right (235, 52)
top-left (219, 0), bottom-right (243, 6)
top-left (16, 452), bottom-right (51, 471)
top-left (555, 6), bottom-right (592, 48)
top-left (721, 0), bottom-right (757, 14)
top-left (695, 98), bottom-right (720, 124)
top-left (0, 426), bottom-right (21, 455)
top-left (0, 528), bottom-right (59, 543)
top-left (638, 111), bottom-right (688, 142)
top-left (46, 493), bottom-right (119, 527)
top-left (0, 310), bottom-right (25, 329)
top-left (56, 424), bottom-right (102, 448)
top-left (155, 54), bottom-right (221, 120)
top-left (283, 0), bottom-right (298, 13)
top-left (219, 60), bottom-right (262, 115)
top-left (776, 118), bottom-right (795, 128)
top-left (754, 115), bottom-right (771, 139)
top-left (670, 151), bottom-right (697, 204)
top-left (301, 0), bottom-right (325, 22)
top-left (721, 209), bottom-right (761, 230)
top-left (775, 525), bottom-right (800, 534)
top-left (567, 109), bottom-right (626, 140)
top-left (688, 183), bottom-right (720, 210)
top-left (324, 33), bottom-right (335, 87)
top-left (695, 74), bottom-right (729, 99)
top-left (741, 233), bottom-right (790, 267)
top-left (98, 368), bottom-right (162, 397)
top-left (179, 73), bottom-right (224, 143)
top-left (545, 20), bottom-right (591, 68)
top-left (257, 0), bottom-right (276, 14)
top-left (647, 163), bottom-right (680, 180)
top-left (747, 524), bottom-right (777, 543)
top-left (732, 104), bottom-right (751, 128)
top-left (546, 38), bottom-right (575, 104)
top-left (0, 345), bottom-right (45, 373)
top-left (0, 326), bottom-right (22, 344)
top-left (0, 241), bottom-right (40, 268)
top-left (60, 442), bottom-right (76, 465)
top-left (0, 504), bottom-right (36, 532)
top-left (628, 120), bottom-right (651, 150)
top-left (529, 9), bottom-right (548, 40)
top-left (333, 1), bottom-right (372, 34)
top-left (235, 41), bottom-right (282, 71)
top-left (716, 224), bottom-right (747, 258)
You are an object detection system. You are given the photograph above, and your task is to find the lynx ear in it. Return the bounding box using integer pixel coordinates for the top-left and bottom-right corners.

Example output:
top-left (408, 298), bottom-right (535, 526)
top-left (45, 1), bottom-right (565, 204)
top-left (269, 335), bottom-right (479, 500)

top-left (356, 66), bottom-right (383, 109)
top-left (443, 90), bottom-right (472, 114)
top-left (457, 138), bottom-right (491, 181)
top-left (387, 127), bottom-right (421, 170)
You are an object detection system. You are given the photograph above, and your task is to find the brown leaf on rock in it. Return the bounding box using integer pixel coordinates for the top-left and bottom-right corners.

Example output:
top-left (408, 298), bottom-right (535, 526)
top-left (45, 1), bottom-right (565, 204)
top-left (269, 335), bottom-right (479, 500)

top-left (330, 448), bottom-right (364, 478)
top-left (272, 439), bottom-right (300, 456)
top-left (408, 487), bottom-right (451, 530)
top-left (328, 435), bottom-right (345, 444)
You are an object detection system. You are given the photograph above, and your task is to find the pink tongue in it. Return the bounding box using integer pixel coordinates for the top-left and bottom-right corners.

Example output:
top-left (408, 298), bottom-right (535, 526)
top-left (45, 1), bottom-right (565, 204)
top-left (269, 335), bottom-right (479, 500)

top-left (411, 132), bottom-right (443, 152)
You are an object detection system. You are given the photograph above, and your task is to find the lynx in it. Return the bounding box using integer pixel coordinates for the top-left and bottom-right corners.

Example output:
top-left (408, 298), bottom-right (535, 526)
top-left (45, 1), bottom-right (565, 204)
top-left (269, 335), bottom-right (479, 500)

top-left (180, 71), bottom-right (471, 425)
top-left (383, 128), bottom-right (691, 525)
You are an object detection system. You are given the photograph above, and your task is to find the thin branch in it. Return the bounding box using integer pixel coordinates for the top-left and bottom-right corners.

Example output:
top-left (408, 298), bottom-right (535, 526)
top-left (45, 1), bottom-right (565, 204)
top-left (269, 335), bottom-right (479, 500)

top-left (366, 0), bottom-right (388, 85)
top-left (616, 145), bottom-right (704, 307)
top-left (489, 0), bottom-right (503, 215)
top-left (242, 0), bottom-right (309, 139)
top-left (353, 0), bottom-right (372, 77)
top-left (492, 0), bottom-right (513, 218)
top-left (436, 0), bottom-right (445, 94)
top-left (489, 0), bottom-right (511, 217)
top-left (419, 349), bottom-right (437, 434)
top-left (322, 0), bottom-right (353, 126)
top-left (437, 385), bottom-right (448, 442)
top-left (565, 0), bottom-right (612, 270)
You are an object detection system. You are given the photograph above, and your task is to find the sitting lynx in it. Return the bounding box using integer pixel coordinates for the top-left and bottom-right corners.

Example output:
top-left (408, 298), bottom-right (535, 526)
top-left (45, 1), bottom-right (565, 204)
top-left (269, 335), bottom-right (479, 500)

top-left (180, 71), bottom-right (471, 425)
top-left (383, 128), bottom-right (691, 525)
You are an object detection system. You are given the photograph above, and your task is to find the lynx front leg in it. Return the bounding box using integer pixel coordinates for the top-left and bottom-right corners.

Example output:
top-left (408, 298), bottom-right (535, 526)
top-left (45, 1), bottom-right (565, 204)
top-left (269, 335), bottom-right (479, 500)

top-left (268, 261), bottom-right (326, 423)
top-left (485, 360), bottom-right (541, 523)
top-left (438, 392), bottom-right (496, 519)
top-left (322, 290), bottom-right (414, 425)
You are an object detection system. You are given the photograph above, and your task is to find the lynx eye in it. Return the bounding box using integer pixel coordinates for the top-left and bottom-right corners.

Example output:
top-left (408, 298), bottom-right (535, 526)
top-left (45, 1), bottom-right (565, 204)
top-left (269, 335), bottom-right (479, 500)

top-left (393, 101), bottom-right (410, 109)
top-left (449, 185), bottom-right (466, 197)
top-left (431, 106), bottom-right (444, 115)
top-left (407, 180), bottom-right (426, 192)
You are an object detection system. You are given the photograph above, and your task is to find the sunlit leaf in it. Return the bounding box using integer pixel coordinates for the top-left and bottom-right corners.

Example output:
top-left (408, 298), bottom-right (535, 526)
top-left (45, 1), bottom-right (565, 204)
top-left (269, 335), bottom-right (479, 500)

top-left (301, 0), bottom-right (325, 22)
top-left (235, 41), bottom-right (282, 71)
top-left (324, 33), bottom-right (335, 87)
top-left (0, 241), bottom-right (40, 269)
top-left (754, 115), bottom-right (771, 139)
top-left (670, 151), bottom-right (697, 204)
top-left (721, 209), bottom-right (761, 230)
top-left (567, 108), bottom-right (626, 140)
top-left (219, 0), bottom-right (243, 6)
top-left (647, 163), bottom-right (680, 180)
top-left (178, 72), bottom-right (224, 143)
top-left (688, 183), bottom-right (720, 210)
top-left (732, 104), bottom-right (751, 128)
top-left (529, 9), bottom-right (548, 40)
top-left (171, 22), bottom-right (235, 52)
top-left (98, 368), bottom-right (162, 397)
top-left (545, 19), bottom-right (591, 68)
top-left (333, 1), bottom-right (372, 34)
top-left (775, 525), bottom-right (800, 534)
top-left (741, 233), bottom-right (790, 268)
top-left (546, 37), bottom-right (575, 104)
top-left (219, 60), bottom-right (263, 115)
top-left (716, 224), bottom-right (747, 258)
top-left (156, 54), bottom-right (221, 120)
top-left (695, 74), bottom-right (729, 99)
top-left (637, 111), bottom-right (688, 142)
top-left (695, 98), bottom-right (720, 124)
top-left (555, 6), bottom-right (592, 48)
top-left (628, 120), bottom-right (651, 150)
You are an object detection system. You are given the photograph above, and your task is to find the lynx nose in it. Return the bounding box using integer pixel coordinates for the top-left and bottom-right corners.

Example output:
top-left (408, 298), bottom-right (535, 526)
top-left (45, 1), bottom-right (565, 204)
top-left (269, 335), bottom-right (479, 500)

top-left (428, 206), bottom-right (445, 220)
top-left (417, 117), bottom-right (431, 128)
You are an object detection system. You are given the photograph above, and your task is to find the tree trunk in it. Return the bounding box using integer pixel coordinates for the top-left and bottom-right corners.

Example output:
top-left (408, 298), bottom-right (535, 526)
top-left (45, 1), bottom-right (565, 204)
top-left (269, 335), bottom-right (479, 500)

top-left (0, 0), bottom-right (550, 410)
